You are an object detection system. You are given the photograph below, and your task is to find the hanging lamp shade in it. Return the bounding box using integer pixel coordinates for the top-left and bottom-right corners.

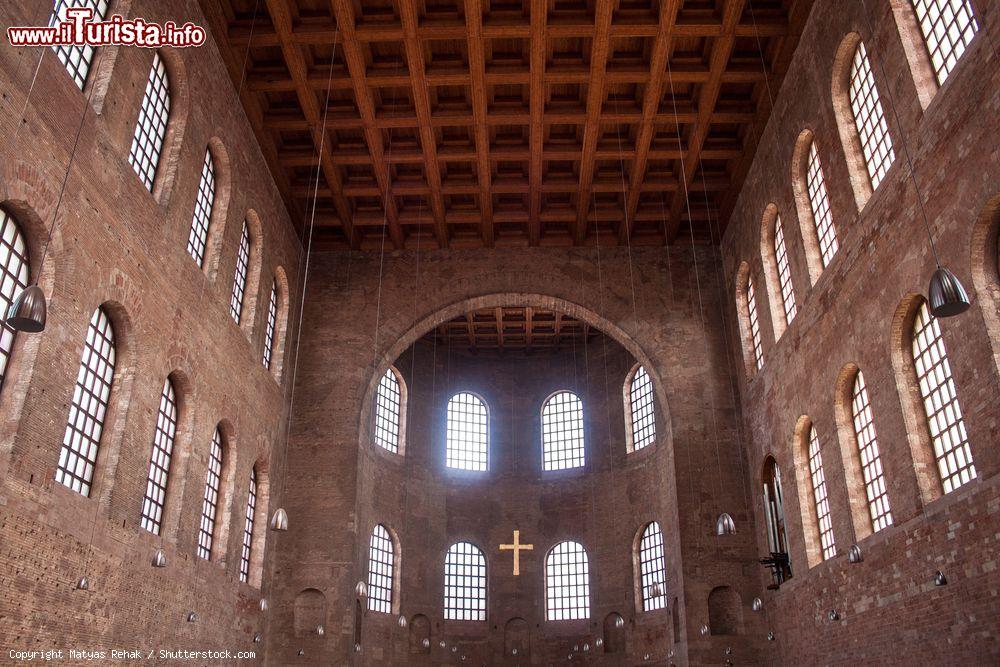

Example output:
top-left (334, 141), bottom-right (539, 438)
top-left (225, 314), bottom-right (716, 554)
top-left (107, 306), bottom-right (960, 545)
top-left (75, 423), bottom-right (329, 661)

top-left (355, 580), bottom-right (367, 598)
top-left (612, 612), bottom-right (624, 629)
top-left (751, 597), bottom-right (762, 612)
top-left (187, 612), bottom-right (198, 623)
top-left (75, 575), bottom-right (90, 591)
top-left (151, 547), bottom-right (168, 568)
top-left (253, 634), bottom-right (262, 643)
top-left (269, 507), bottom-right (289, 531)
top-left (715, 512), bottom-right (736, 536)
top-left (848, 544), bottom-right (863, 564)
top-left (421, 638), bottom-right (430, 649)
top-left (5, 284), bottom-right (47, 333)
top-left (594, 638), bottom-right (603, 649)
top-left (699, 624), bottom-right (709, 636)
top-left (928, 267), bottom-right (971, 318)
top-left (649, 582), bottom-right (663, 599)
top-left (397, 614), bottom-right (408, 628)
top-left (260, 598), bottom-right (269, 612)
top-left (315, 625), bottom-right (324, 636)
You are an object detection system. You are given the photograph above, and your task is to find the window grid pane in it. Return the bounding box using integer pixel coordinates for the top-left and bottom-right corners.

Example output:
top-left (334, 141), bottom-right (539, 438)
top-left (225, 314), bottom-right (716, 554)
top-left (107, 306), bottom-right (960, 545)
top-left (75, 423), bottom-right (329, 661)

top-left (139, 378), bottom-right (178, 535)
top-left (197, 428), bottom-right (224, 560)
top-left (912, 0), bottom-right (979, 84)
top-left (374, 368), bottom-right (402, 453)
top-left (545, 541), bottom-right (590, 621)
top-left (446, 392), bottom-right (489, 471)
top-left (639, 522), bottom-right (667, 612)
top-left (444, 541), bottom-right (487, 621)
top-left (849, 43), bottom-right (895, 190)
top-left (128, 53), bottom-right (170, 191)
top-left (807, 427), bottom-right (836, 561)
top-left (187, 149), bottom-right (216, 266)
top-left (50, 0), bottom-right (109, 89)
top-left (747, 275), bottom-right (764, 371)
top-left (239, 467), bottom-right (257, 583)
top-left (807, 142), bottom-right (838, 267)
top-left (263, 280), bottom-right (277, 369)
top-left (367, 524), bottom-right (395, 614)
top-left (230, 221), bottom-right (250, 322)
top-left (912, 302), bottom-right (976, 494)
top-left (0, 209), bottom-right (30, 392)
top-left (774, 216), bottom-right (797, 325)
top-left (851, 371), bottom-right (893, 532)
top-left (629, 366), bottom-right (656, 452)
top-left (542, 391), bottom-right (585, 471)
top-left (56, 307), bottom-right (116, 496)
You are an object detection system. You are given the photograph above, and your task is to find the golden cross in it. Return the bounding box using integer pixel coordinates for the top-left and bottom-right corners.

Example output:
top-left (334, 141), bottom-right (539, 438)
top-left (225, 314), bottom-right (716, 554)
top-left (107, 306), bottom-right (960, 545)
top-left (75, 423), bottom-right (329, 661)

top-left (499, 529), bottom-right (533, 576)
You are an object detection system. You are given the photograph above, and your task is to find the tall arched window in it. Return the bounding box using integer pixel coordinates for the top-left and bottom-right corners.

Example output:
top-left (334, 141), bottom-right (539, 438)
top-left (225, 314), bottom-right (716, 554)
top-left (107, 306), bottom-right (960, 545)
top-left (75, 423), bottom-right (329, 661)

top-left (187, 149), bottom-right (216, 266)
top-left (807, 142), bottom-right (838, 267)
top-left (367, 524), bottom-right (396, 614)
top-left (262, 279), bottom-right (277, 370)
top-left (773, 215), bottom-right (797, 325)
top-left (626, 365), bottom-right (656, 452)
top-left (446, 392), bottom-right (489, 471)
top-left (374, 367), bottom-right (403, 454)
top-left (542, 391), bottom-right (585, 471)
top-left (545, 541), bottom-right (590, 621)
top-left (198, 427), bottom-right (225, 560)
top-left (140, 378), bottom-right (178, 535)
top-left (56, 307), bottom-right (116, 496)
top-left (912, 0), bottom-right (979, 85)
top-left (850, 371), bottom-right (893, 532)
top-left (128, 52), bottom-right (171, 191)
top-left (50, 0), bottom-right (110, 89)
top-left (746, 275), bottom-right (763, 371)
top-left (637, 522), bottom-right (666, 612)
top-left (444, 542), bottom-right (487, 621)
top-left (239, 466), bottom-right (257, 583)
top-left (911, 302), bottom-right (976, 493)
top-left (807, 427), bottom-right (836, 560)
top-left (0, 208), bottom-right (30, 393)
top-left (230, 220), bottom-right (251, 323)
top-left (849, 43), bottom-right (895, 191)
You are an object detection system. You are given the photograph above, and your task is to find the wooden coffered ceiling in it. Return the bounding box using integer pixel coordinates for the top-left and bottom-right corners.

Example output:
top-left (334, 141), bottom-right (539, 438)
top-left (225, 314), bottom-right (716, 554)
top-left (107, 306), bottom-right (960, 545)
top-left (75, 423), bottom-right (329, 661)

top-left (425, 307), bottom-right (597, 349)
top-left (200, 0), bottom-right (812, 250)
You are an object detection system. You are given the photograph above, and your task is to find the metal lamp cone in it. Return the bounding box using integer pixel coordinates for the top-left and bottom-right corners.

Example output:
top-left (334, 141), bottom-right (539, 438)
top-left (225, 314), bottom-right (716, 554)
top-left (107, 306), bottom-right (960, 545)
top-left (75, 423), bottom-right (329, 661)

top-left (848, 544), bottom-right (863, 564)
top-left (715, 512), bottom-right (736, 536)
top-left (269, 507), bottom-right (288, 531)
top-left (151, 547), bottom-right (168, 568)
top-left (928, 267), bottom-right (971, 318)
top-left (75, 575), bottom-right (90, 591)
top-left (5, 284), bottom-right (46, 332)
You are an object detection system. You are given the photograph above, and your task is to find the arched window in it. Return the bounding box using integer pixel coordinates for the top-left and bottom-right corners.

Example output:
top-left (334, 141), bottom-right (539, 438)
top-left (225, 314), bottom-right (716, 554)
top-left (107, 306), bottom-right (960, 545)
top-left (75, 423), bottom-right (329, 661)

top-left (230, 220), bottom-right (251, 323)
top-left (128, 52), bottom-right (171, 191)
top-left (773, 215), bottom-right (797, 325)
top-left (637, 522), bottom-right (666, 612)
top-left (626, 365), bottom-right (656, 452)
top-left (912, 0), bottom-right (979, 85)
top-left (545, 541), bottom-right (590, 621)
top-left (50, 0), bottom-right (109, 89)
top-left (849, 43), bottom-right (895, 191)
top-left (746, 274), bottom-right (763, 371)
top-left (807, 427), bottom-right (836, 560)
top-left (807, 141), bottom-right (838, 267)
top-left (139, 378), bottom-right (178, 535)
top-left (262, 278), bottom-right (277, 369)
top-left (367, 524), bottom-right (396, 613)
top-left (374, 367), bottom-right (403, 454)
top-left (239, 465), bottom-right (257, 583)
top-left (444, 541), bottom-right (487, 621)
top-left (0, 208), bottom-right (30, 393)
top-left (56, 307), bottom-right (116, 496)
top-left (446, 392), bottom-right (489, 471)
top-left (850, 370), bottom-right (893, 532)
top-left (197, 427), bottom-right (225, 560)
top-left (911, 302), bottom-right (976, 493)
top-left (187, 148), bottom-right (216, 266)
top-left (541, 391), bottom-right (585, 471)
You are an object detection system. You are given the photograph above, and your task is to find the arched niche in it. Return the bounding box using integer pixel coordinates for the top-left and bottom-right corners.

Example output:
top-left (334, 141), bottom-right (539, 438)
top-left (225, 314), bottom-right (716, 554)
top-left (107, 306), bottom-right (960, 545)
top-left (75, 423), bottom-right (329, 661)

top-left (602, 612), bottom-right (626, 653)
top-left (408, 614), bottom-right (430, 653)
top-left (293, 588), bottom-right (326, 637)
top-left (504, 617), bottom-right (529, 658)
top-left (707, 586), bottom-right (743, 635)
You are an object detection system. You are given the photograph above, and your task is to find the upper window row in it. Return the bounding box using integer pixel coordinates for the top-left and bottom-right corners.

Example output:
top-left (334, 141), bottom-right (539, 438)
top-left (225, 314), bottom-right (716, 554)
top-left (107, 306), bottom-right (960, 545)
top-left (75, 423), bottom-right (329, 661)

top-left (372, 364), bottom-right (658, 471)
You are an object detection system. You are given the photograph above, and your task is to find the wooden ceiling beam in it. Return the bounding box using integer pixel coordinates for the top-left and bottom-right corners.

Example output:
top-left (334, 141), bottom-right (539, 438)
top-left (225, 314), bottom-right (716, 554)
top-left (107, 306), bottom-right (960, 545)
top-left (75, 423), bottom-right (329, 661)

top-left (464, 0), bottom-right (495, 247)
top-left (527, 0), bottom-right (546, 245)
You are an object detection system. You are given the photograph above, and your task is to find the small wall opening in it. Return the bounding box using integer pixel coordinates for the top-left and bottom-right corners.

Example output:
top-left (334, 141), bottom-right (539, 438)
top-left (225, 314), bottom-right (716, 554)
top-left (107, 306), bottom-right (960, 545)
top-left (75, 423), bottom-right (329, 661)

top-left (707, 586), bottom-right (742, 635)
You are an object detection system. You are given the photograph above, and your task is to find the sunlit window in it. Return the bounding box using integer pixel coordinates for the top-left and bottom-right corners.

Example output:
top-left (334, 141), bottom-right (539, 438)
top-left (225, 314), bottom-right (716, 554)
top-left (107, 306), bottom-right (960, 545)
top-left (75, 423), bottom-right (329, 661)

top-left (367, 524), bottom-right (395, 613)
top-left (849, 43), bottom-right (895, 190)
top-left (374, 368), bottom-right (402, 453)
top-left (746, 275), bottom-right (763, 371)
top-left (545, 541), bottom-right (590, 621)
top-left (807, 426), bottom-right (836, 560)
top-left (444, 541), bottom-right (487, 621)
top-left (774, 215), bottom-right (797, 325)
top-left (187, 149), bottom-right (216, 266)
top-left (139, 378), bottom-right (178, 535)
top-left (239, 466), bottom-right (257, 583)
top-left (446, 392), bottom-right (489, 471)
top-left (128, 52), bottom-right (171, 191)
top-left (262, 279), bottom-right (277, 369)
top-left (806, 142), bottom-right (838, 267)
top-left (0, 208), bottom-right (30, 393)
top-left (56, 307), bottom-right (116, 496)
top-left (542, 391), bottom-right (585, 471)
top-left (911, 302), bottom-right (976, 493)
top-left (230, 220), bottom-right (251, 322)
top-left (911, 0), bottom-right (979, 84)
top-left (638, 522), bottom-right (666, 612)
top-left (627, 366), bottom-right (656, 452)
top-left (850, 371), bottom-right (893, 532)
top-left (197, 427), bottom-right (224, 560)
top-left (49, 0), bottom-right (109, 89)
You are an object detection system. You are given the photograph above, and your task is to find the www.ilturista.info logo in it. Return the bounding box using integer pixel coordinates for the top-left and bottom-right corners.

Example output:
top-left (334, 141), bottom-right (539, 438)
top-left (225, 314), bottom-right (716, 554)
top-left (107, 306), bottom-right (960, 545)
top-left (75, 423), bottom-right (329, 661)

top-left (7, 7), bottom-right (206, 49)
